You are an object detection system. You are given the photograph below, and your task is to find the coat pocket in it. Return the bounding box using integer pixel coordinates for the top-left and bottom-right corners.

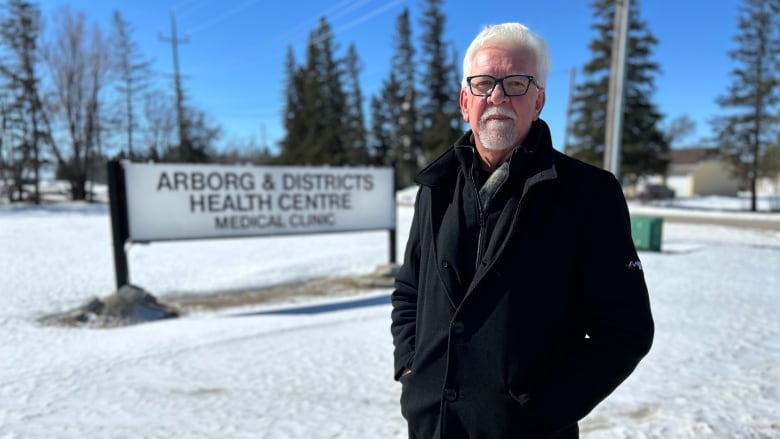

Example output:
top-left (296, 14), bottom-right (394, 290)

top-left (399, 373), bottom-right (441, 437)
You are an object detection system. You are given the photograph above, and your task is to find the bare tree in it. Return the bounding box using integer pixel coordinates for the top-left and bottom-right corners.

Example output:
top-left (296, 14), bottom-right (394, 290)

top-left (110, 10), bottom-right (152, 159)
top-left (44, 6), bottom-right (111, 200)
top-left (142, 90), bottom-right (176, 159)
top-left (664, 115), bottom-right (697, 147)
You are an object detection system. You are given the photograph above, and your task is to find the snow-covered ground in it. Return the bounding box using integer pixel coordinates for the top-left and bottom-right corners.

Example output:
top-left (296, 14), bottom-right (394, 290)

top-left (1, 192), bottom-right (779, 438)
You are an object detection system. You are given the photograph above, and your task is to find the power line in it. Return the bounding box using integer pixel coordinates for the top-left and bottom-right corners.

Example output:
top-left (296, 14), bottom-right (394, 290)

top-left (178, 0), bottom-right (405, 75)
top-left (172, 0), bottom-right (211, 22)
top-left (185, 0), bottom-right (263, 34)
top-left (277, 0), bottom-right (373, 42)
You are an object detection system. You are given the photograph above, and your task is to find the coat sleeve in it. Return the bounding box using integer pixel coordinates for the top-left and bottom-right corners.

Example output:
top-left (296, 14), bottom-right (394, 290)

top-left (390, 187), bottom-right (424, 381)
top-left (527, 173), bottom-right (655, 430)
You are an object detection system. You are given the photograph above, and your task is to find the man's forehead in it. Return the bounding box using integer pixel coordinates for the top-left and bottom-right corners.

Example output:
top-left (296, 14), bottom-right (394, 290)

top-left (472, 45), bottom-right (537, 73)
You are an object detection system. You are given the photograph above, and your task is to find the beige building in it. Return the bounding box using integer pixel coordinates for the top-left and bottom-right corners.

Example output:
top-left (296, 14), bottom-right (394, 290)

top-left (664, 148), bottom-right (741, 198)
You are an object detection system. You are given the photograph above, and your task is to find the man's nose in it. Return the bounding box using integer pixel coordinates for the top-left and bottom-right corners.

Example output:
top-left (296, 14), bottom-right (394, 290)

top-left (487, 83), bottom-right (510, 104)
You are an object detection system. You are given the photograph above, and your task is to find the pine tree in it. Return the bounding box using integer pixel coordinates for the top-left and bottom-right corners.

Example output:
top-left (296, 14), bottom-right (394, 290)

top-left (0, 0), bottom-right (49, 203)
top-left (418, 0), bottom-right (461, 163)
top-left (317, 17), bottom-right (347, 165)
top-left (279, 17), bottom-right (348, 165)
top-left (370, 8), bottom-right (420, 187)
top-left (169, 105), bottom-right (219, 163)
top-left (298, 27), bottom-right (323, 164)
top-left (369, 89), bottom-right (394, 167)
top-left (342, 43), bottom-right (369, 165)
top-left (394, 8), bottom-right (420, 186)
top-left (278, 47), bottom-right (306, 163)
top-left (711, 0), bottom-right (780, 211)
top-left (566, 0), bottom-right (669, 185)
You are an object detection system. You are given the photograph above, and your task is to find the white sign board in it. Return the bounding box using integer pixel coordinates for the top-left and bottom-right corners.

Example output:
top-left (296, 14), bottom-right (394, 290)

top-left (122, 162), bottom-right (395, 242)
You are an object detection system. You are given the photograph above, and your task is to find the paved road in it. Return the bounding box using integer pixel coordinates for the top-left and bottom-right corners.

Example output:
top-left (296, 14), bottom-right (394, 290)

top-left (631, 210), bottom-right (780, 231)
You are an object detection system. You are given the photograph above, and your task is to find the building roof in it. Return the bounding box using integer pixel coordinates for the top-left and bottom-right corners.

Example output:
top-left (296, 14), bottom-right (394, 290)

top-left (669, 147), bottom-right (716, 165)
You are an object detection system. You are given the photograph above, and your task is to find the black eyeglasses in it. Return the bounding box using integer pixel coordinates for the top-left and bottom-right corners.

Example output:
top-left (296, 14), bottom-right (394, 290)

top-left (466, 74), bottom-right (542, 97)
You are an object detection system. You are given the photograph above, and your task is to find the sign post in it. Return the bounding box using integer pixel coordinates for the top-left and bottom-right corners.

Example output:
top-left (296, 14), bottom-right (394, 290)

top-left (107, 161), bottom-right (130, 288)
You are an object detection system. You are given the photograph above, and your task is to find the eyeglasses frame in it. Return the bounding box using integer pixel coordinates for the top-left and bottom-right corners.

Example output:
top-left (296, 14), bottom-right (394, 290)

top-left (465, 74), bottom-right (543, 97)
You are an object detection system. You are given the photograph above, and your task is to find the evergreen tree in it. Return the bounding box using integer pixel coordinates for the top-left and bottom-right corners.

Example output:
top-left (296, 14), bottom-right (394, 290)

top-left (297, 26), bottom-right (324, 164)
top-left (317, 17), bottom-right (347, 165)
top-left (370, 8), bottom-right (420, 187)
top-left (164, 104), bottom-right (219, 162)
top-left (369, 88), bottom-right (394, 167)
top-left (711, 0), bottom-right (780, 211)
top-left (566, 0), bottom-right (669, 185)
top-left (418, 0), bottom-right (461, 162)
top-left (394, 8), bottom-right (420, 186)
top-left (342, 43), bottom-right (369, 165)
top-left (0, 0), bottom-right (49, 203)
top-left (278, 47), bottom-right (306, 163)
top-left (279, 17), bottom-right (348, 165)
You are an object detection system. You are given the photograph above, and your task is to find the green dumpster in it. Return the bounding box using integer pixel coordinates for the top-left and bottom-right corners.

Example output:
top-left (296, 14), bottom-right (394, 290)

top-left (630, 216), bottom-right (663, 252)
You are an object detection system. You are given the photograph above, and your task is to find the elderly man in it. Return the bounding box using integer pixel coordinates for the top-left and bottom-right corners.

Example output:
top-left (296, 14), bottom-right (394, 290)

top-left (391, 22), bottom-right (654, 438)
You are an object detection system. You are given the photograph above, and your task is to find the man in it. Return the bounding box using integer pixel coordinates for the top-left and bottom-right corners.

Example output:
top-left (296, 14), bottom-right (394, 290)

top-left (391, 22), bottom-right (654, 438)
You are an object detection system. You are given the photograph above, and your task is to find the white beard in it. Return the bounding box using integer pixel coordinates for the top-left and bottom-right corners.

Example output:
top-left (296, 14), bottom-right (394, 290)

top-left (478, 108), bottom-right (520, 150)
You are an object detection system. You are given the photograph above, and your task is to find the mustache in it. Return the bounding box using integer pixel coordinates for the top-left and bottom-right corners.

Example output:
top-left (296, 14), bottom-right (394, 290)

top-left (480, 107), bottom-right (516, 124)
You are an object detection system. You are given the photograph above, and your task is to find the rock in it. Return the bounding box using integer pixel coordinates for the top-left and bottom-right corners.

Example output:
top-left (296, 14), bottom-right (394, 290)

top-left (111, 284), bottom-right (179, 322)
top-left (43, 284), bottom-right (179, 327)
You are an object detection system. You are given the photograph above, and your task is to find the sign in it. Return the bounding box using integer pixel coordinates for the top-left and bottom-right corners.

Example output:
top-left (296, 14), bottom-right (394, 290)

top-left (121, 162), bottom-right (395, 242)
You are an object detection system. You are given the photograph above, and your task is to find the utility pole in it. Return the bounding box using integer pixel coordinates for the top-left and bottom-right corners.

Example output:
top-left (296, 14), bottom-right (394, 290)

top-left (563, 66), bottom-right (576, 152)
top-left (604, 0), bottom-right (630, 182)
top-left (159, 9), bottom-right (189, 159)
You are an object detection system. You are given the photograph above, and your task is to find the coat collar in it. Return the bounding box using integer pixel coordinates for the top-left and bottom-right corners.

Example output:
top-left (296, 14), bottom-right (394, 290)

top-left (415, 118), bottom-right (557, 189)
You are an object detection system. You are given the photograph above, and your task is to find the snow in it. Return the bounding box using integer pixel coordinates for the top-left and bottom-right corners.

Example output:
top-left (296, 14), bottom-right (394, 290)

top-left (1, 192), bottom-right (780, 438)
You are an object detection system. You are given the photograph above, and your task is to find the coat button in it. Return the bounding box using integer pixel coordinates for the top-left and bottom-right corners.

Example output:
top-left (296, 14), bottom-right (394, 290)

top-left (443, 388), bottom-right (458, 401)
top-left (441, 261), bottom-right (449, 269)
top-left (451, 321), bottom-right (465, 334)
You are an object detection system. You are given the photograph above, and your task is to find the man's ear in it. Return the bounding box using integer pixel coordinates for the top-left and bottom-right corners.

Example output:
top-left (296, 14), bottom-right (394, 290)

top-left (459, 88), bottom-right (470, 122)
top-left (534, 88), bottom-right (546, 120)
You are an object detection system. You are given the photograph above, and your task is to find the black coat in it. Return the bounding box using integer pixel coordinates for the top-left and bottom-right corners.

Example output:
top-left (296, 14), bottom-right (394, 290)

top-left (391, 120), bottom-right (654, 438)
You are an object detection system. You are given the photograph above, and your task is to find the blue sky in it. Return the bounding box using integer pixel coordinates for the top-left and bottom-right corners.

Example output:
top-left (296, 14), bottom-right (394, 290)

top-left (38, 0), bottom-right (740, 153)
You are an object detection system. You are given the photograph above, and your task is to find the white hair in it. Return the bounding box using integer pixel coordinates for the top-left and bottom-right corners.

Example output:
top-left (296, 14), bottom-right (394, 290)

top-left (461, 22), bottom-right (551, 88)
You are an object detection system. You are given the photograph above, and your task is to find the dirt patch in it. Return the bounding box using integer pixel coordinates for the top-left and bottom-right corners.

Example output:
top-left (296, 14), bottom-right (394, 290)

top-left (167, 269), bottom-right (396, 313)
top-left (41, 264), bottom-right (398, 328)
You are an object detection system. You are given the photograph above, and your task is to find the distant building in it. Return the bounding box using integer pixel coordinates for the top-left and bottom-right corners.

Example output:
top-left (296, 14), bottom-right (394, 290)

top-left (664, 147), bottom-right (740, 198)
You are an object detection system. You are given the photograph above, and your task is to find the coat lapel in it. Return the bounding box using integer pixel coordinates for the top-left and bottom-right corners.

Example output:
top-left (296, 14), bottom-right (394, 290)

top-left (428, 184), bottom-right (461, 309)
top-left (417, 149), bottom-right (464, 309)
top-left (466, 164), bottom-right (559, 297)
